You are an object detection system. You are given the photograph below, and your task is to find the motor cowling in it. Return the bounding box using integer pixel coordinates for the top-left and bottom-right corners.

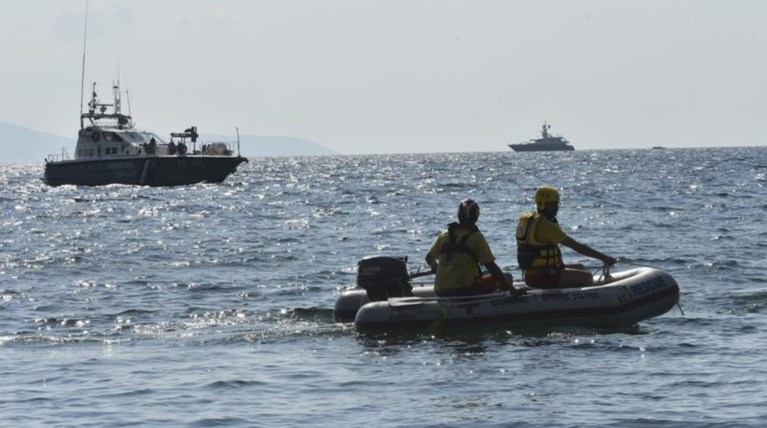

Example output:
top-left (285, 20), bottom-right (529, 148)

top-left (357, 256), bottom-right (413, 301)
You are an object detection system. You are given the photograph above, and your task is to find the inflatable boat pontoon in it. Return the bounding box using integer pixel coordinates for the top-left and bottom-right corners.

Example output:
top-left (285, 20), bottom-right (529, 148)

top-left (334, 256), bottom-right (680, 332)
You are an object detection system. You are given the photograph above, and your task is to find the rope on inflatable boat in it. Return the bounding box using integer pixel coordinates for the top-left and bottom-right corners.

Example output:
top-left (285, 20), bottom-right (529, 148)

top-left (593, 264), bottom-right (614, 284)
top-left (615, 257), bottom-right (667, 271)
top-left (390, 293), bottom-right (513, 308)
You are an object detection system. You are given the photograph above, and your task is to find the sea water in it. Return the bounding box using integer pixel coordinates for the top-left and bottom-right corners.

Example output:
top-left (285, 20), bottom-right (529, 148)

top-left (1, 147), bottom-right (766, 427)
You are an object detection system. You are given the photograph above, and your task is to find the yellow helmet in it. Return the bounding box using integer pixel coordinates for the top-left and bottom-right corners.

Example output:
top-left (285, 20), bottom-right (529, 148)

top-left (534, 186), bottom-right (559, 210)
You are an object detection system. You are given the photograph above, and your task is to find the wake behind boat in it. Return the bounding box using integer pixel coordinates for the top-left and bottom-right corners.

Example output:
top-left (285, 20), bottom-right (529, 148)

top-left (334, 256), bottom-right (680, 331)
top-left (44, 82), bottom-right (248, 187)
top-left (508, 122), bottom-right (575, 152)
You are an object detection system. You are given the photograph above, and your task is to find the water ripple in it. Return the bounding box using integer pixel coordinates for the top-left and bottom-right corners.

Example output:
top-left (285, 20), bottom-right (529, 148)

top-left (2, 148), bottom-right (767, 426)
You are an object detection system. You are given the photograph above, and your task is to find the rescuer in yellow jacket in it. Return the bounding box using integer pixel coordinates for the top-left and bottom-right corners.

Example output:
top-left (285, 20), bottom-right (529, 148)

top-left (516, 186), bottom-right (617, 288)
top-left (426, 199), bottom-right (518, 297)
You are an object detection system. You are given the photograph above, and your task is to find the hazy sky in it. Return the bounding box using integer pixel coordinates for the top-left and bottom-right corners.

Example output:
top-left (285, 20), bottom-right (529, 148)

top-left (2, 0), bottom-right (766, 154)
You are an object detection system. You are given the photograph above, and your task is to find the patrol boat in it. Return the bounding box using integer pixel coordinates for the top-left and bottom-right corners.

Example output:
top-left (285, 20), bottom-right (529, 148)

top-left (508, 122), bottom-right (575, 152)
top-left (334, 256), bottom-right (680, 331)
top-left (44, 81), bottom-right (248, 187)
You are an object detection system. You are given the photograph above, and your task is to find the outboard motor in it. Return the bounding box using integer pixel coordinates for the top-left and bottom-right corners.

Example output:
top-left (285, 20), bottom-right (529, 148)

top-left (357, 256), bottom-right (414, 301)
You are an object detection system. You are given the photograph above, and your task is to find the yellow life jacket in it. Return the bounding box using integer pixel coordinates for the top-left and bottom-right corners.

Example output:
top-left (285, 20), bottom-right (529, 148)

top-left (515, 212), bottom-right (562, 270)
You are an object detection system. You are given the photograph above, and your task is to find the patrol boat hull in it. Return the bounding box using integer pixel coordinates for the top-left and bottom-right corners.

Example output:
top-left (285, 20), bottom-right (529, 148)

top-left (44, 155), bottom-right (248, 186)
top-left (335, 267), bottom-right (679, 331)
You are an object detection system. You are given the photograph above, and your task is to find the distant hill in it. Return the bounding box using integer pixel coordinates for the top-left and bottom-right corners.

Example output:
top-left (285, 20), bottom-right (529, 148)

top-left (0, 121), bottom-right (335, 162)
top-left (203, 134), bottom-right (336, 157)
top-left (0, 122), bottom-right (74, 163)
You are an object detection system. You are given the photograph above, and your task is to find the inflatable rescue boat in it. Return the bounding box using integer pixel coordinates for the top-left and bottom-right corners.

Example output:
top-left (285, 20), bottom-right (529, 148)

top-left (334, 256), bottom-right (680, 331)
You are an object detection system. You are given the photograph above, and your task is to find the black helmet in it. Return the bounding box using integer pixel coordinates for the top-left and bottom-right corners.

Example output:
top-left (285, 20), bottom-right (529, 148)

top-left (457, 199), bottom-right (480, 225)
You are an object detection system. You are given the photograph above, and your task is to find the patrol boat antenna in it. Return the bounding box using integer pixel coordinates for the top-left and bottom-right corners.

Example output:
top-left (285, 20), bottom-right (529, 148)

top-left (112, 79), bottom-right (122, 115)
top-left (126, 86), bottom-right (133, 117)
top-left (79, 0), bottom-right (90, 129)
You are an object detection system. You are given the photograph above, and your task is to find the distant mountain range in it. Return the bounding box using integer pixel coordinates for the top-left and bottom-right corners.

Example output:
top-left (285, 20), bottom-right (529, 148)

top-left (0, 121), bottom-right (336, 162)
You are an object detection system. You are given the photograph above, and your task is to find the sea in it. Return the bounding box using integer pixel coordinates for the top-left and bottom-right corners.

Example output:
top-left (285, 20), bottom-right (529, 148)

top-left (1, 147), bottom-right (766, 427)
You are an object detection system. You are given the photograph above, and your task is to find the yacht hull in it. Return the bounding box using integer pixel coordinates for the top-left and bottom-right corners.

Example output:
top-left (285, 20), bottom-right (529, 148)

top-left (509, 143), bottom-right (574, 152)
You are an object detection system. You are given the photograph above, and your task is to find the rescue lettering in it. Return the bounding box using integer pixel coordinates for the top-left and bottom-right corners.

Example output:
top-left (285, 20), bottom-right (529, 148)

top-left (491, 296), bottom-right (527, 307)
top-left (542, 293), bottom-right (570, 302)
top-left (629, 277), bottom-right (668, 296)
top-left (541, 291), bottom-right (599, 302)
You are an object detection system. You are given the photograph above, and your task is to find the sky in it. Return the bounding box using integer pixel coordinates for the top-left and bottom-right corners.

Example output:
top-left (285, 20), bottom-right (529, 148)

top-left (1, 0), bottom-right (766, 154)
